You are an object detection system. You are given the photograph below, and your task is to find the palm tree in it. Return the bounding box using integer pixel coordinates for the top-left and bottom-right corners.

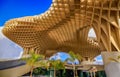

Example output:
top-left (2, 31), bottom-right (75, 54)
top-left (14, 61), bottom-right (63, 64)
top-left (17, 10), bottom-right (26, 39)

top-left (21, 51), bottom-right (45, 77)
top-left (32, 60), bottom-right (50, 76)
top-left (65, 51), bottom-right (82, 77)
top-left (49, 59), bottom-right (65, 77)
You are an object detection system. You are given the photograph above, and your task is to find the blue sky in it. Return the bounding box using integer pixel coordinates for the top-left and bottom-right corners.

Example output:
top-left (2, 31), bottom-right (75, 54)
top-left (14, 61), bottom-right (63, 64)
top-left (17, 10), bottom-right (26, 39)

top-left (0, 0), bottom-right (102, 62)
top-left (50, 52), bottom-right (79, 64)
top-left (0, 0), bottom-right (52, 26)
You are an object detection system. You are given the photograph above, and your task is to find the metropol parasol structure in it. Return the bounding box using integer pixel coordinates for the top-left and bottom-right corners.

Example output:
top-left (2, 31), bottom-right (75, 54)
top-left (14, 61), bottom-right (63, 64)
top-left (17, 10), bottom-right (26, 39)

top-left (2, 0), bottom-right (120, 60)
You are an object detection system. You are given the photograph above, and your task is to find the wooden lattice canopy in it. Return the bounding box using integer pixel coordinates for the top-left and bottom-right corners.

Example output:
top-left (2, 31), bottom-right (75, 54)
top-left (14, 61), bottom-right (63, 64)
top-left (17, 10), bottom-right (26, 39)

top-left (2, 0), bottom-right (120, 59)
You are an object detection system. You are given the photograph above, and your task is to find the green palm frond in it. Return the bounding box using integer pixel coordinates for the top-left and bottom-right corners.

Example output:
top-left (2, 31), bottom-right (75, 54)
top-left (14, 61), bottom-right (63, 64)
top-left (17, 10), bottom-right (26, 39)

top-left (21, 52), bottom-right (45, 67)
top-left (21, 51), bottom-right (46, 77)
top-left (76, 54), bottom-right (83, 61)
top-left (49, 59), bottom-right (65, 70)
top-left (65, 51), bottom-right (82, 63)
top-left (69, 51), bottom-right (77, 60)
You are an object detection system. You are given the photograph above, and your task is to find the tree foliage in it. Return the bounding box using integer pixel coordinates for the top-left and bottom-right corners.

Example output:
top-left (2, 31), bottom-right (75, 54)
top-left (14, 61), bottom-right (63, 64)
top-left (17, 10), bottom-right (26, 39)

top-left (66, 51), bottom-right (82, 63)
top-left (22, 52), bottom-right (45, 67)
top-left (49, 59), bottom-right (65, 70)
top-left (21, 51), bottom-right (45, 77)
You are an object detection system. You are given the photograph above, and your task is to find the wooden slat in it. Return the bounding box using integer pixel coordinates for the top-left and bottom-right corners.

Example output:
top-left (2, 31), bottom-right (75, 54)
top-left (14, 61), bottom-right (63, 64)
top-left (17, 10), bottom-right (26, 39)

top-left (2, 0), bottom-right (120, 59)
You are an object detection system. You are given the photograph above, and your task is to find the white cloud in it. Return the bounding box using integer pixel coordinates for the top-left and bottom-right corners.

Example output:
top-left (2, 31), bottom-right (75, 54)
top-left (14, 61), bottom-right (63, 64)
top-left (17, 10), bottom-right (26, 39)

top-left (49, 52), bottom-right (79, 64)
top-left (94, 55), bottom-right (103, 65)
top-left (0, 27), bottom-right (23, 60)
top-left (88, 28), bottom-right (96, 37)
top-left (49, 52), bottom-right (69, 61)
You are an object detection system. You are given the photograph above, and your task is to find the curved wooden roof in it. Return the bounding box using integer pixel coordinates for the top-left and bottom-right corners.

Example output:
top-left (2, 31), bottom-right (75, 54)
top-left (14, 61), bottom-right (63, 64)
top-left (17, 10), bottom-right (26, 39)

top-left (2, 0), bottom-right (120, 59)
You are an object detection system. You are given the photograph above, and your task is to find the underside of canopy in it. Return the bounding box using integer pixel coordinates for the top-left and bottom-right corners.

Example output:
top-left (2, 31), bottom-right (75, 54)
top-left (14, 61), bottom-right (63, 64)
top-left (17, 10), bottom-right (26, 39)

top-left (2, 0), bottom-right (120, 59)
